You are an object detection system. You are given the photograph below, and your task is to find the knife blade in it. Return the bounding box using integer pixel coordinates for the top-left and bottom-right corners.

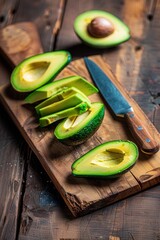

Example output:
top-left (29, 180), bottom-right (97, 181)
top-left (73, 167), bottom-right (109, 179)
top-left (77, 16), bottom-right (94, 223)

top-left (84, 57), bottom-right (159, 154)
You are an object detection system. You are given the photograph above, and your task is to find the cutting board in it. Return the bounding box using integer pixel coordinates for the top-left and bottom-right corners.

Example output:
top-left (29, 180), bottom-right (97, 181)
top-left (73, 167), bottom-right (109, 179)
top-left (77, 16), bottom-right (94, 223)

top-left (0, 23), bottom-right (160, 217)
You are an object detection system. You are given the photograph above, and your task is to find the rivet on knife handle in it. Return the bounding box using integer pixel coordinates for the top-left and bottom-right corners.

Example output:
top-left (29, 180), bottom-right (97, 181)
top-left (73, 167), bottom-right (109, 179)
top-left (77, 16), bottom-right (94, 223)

top-left (125, 111), bottom-right (159, 154)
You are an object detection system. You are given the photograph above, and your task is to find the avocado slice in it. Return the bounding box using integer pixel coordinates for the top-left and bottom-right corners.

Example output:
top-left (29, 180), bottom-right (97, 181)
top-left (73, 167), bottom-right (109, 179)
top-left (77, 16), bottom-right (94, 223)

top-left (74, 10), bottom-right (130, 48)
top-left (25, 75), bottom-right (98, 104)
top-left (11, 51), bottom-right (72, 92)
top-left (72, 140), bottom-right (139, 178)
top-left (38, 91), bottom-right (91, 117)
top-left (39, 102), bottom-right (90, 127)
top-left (35, 87), bottom-right (91, 115)
top-left (54, 102), bottom-right (105, 146)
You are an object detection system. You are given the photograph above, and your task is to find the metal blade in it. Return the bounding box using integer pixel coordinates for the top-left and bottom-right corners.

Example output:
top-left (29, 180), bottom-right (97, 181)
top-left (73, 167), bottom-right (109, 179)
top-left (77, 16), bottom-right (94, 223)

top-left (84, 57), bottom-right (132, 115)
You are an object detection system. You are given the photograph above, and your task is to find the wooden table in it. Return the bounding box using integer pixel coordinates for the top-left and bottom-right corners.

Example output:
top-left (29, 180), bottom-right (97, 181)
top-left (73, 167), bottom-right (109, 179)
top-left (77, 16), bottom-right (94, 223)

top-left (0, 1), bottom-right (160, 239)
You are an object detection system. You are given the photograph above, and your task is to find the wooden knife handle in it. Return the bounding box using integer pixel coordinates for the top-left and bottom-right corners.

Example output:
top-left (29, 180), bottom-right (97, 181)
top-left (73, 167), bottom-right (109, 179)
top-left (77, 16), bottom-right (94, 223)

top-left (125, 111), bottom-right (159, 154)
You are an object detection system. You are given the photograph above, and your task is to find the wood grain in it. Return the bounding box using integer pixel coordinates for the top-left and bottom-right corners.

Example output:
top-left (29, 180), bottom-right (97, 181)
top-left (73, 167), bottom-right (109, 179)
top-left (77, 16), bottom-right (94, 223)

top-left (0, 22), bottom-right (43, 66)
top-left (0, 0), bottom-right (160, 239)
top-left (0, 55), bottom-right (159, 217)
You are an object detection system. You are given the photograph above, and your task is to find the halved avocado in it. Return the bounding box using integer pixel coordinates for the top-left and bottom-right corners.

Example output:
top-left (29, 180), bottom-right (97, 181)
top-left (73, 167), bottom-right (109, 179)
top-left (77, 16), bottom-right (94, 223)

top-left (11, 51), bottom-right (72, 92)
top-left (71, 140), bottom-right (139, 178)
top-left (54, 102), bottom-right (105, 145)
top-left (39, 102), bottom-right (90, 127)
top-left (38, 91), bottom-right (91, 117)
top-left (74, 10), bottom-right (130, 48)
top-left (25, 75), bottom-right (98, 104)
top-left (35, 87), bottom-right (91, 115)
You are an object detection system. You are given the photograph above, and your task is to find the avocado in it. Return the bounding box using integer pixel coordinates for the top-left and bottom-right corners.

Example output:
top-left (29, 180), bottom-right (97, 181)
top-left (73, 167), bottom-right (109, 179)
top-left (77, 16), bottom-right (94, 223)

top-left (38, 91), bottom-right (91, 117)
top-left (54, 102), bottom-right (105, 145)
top-left (74, 10), bottom-right (130, 48)
top-left (39, 102), bottom-right (90, 127)
top-left (35, 87), bottom-right (91, 115)
top-left (11, 51), bottom-right (72, 92)
top-left (25, 75), bottom-right (98, 104)
top-left (71, 140), bottom-right (139, 178)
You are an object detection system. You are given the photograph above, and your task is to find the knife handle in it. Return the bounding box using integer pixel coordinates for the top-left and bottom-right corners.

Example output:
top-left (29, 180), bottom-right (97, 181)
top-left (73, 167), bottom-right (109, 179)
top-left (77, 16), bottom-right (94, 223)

top-left (125, 111), bottom-right (159, 154)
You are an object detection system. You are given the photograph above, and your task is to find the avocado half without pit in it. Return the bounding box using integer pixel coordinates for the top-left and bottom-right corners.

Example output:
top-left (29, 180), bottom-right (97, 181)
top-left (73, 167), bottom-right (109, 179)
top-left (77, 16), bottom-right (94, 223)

top-left (72, 140), bottom-right (139, 178)
top-left (10, 50), bottom-right (72, 92)
top-left (74, 10), bottom-right (130, 48)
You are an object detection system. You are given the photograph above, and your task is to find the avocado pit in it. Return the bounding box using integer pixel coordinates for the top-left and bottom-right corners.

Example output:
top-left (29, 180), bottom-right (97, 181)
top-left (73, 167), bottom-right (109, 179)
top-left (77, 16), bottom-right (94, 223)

top-left (87, 17), bottom-right (114, 38)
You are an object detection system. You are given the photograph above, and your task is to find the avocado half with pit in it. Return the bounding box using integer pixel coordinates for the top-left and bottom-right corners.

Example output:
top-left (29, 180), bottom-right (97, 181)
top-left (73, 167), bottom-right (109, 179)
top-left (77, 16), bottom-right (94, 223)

top-left (54, 102), bottom-right (105, 145)
top-left (74, 10), bottom-right (130, 48)
top-left (10, 51), bottom-right (72, 92)
top-left (72, 140), bottom-right (138, 178)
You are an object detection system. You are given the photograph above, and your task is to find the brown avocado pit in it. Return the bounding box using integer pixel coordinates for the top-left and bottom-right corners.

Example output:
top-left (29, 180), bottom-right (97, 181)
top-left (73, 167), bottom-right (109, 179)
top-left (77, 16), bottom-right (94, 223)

top-left (87, 17), bottom-right (115, 38)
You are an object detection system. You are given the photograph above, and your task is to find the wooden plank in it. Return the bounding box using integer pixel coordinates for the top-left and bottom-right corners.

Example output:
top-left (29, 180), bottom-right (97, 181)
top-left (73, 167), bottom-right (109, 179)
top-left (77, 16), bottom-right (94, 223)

top-left (0, 55), bottom-right (159, 217)
top-left (0, 22), bottom-right (43, 66)
top-left (13, 0), bottom-right (65, 52)
top-left (0, 20), bottom-right (43, 240)
top-left (0, 1), bottom-right (64, 238)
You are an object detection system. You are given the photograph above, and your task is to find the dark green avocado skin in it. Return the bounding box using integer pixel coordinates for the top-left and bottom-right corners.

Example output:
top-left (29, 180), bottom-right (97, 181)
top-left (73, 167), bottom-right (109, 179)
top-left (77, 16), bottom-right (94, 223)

top-left (60, 105), bottom-right (104, 145)
top-left (54, 102), bottom-right (105, 146)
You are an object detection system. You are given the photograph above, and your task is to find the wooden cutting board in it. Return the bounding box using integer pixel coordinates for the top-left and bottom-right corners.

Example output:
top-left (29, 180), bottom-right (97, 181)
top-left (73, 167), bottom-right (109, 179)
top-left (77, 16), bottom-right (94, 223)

top-left (0, 23), bottom-right (160, 217)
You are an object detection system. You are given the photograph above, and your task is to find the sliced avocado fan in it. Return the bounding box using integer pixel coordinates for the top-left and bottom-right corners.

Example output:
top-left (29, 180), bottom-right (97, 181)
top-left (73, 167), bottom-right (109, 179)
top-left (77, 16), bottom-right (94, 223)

top-left (11, 51), bottom-right (72, 92)
top-left (25, 75), bottom-right (98, 104)
top-left (39, 101), bottom-right (90, 127)
top-left (38, 91), bottom-right (91, 117)
top-left (35, 87), bottom-right (91, 116)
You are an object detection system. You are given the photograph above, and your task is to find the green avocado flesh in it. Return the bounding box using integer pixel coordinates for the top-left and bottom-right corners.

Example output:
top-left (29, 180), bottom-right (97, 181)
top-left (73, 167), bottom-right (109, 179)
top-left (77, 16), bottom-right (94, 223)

top-left (11, 51), bottom-right (72, 92)
top-left (72, 140), bottom-right (138, 178)
top-left (54, 102), bottom-right (105, 145)
top-left (74, 10), bottom-right (130, 48)
top-left (39, 102), bottom-right (90, 127)
top-left (25, 75), bottom-right (98, 104)
top-left (35, 87), bottom-right (91, 116)
top-left (38, 91), bottom-right (91, 117)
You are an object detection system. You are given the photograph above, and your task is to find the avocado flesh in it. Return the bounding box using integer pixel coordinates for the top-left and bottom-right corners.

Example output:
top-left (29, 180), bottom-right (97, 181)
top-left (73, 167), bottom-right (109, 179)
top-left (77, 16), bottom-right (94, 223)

top-left (39, 102), bottom-right (90, 127)
top-left (25, 75), bottom-right (98, 104)
top-left (74, 10), bottom-right (130, 48)
top-left (72, 140), bottom-right (139, 178)
top-left (38, 92), bottom-right (91, 117)
top-left (54, 102), bottom-right (105, 145)
top-left (11, 51), bottom-right (72, 92)
top-left (35, 87), bottom-right (91, 115)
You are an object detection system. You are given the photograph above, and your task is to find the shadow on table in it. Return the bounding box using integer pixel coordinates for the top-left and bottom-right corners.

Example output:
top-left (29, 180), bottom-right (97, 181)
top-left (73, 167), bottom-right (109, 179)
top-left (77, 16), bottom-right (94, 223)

top-left (61, 43), bottom-right (119, 60)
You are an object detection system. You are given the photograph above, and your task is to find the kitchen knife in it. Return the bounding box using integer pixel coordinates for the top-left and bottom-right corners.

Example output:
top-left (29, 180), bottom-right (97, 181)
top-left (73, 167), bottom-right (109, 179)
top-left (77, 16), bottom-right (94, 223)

top-left (84, 57), bottom-right (159, 154)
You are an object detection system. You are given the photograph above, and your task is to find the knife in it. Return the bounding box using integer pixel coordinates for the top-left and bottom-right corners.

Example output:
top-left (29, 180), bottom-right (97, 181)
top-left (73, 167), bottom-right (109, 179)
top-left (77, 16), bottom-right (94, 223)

top-left (84, 57), bottom-right (159, 154)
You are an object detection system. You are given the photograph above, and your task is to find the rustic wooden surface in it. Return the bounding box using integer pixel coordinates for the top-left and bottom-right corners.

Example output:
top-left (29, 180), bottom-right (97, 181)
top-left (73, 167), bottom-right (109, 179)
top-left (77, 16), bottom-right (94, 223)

top-left (0, 0), bottom-right (160, 239)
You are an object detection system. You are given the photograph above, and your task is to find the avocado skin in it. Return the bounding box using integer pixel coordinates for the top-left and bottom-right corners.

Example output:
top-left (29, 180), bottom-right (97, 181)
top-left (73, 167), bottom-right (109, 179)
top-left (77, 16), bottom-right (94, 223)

top-left (74, 10), bottom-right (130, 48)
top-left (54, 102), bottom-right (105, 146)
top-left (71, 140), bottom-right (139, 178)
